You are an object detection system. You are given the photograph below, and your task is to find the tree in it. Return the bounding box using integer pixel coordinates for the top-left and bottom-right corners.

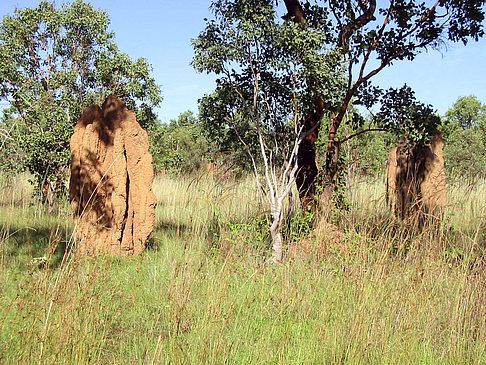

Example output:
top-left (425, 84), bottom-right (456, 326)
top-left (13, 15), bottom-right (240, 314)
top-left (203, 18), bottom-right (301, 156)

top-left (281, 0), bottom-right (485, 212)
top-left (443, 95), bottom-right (486, 133)
top-left (151, 111), bottom-right (212, 174)
top-left (339, 119), bottom-right (395, 182)
top-left (193, 0), bottom-right (344, 262)
top-left (441, 96), bottom-right (486, 179)
top-left (0, 0), bottom-right (161, 205)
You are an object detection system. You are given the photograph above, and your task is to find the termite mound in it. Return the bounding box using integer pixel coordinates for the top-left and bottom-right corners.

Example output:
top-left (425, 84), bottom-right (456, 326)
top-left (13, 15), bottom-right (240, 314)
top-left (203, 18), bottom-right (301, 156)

top-left (386, 131), bottom-right (446, 226)
top-left (70, 95), bottom-right (156, 256)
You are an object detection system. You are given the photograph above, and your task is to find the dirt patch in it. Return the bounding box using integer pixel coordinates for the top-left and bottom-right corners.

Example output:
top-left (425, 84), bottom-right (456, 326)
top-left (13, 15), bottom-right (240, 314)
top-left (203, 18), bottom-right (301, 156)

top-left (386, 131), bottom-right (446, 225)
top-left (69, 95), bottom-right (156, 256)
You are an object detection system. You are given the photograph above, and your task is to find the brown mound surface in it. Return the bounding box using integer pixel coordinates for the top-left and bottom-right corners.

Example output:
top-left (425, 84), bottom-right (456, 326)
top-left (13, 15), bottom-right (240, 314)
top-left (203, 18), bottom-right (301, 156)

top-left (386, 132), bottom-right (446, 225)
top-left (69, 95), bottom-right (156, 256)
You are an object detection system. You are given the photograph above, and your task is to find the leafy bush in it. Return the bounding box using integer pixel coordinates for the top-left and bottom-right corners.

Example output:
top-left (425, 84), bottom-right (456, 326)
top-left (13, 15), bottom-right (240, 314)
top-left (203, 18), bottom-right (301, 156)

top-left (441, 96), bottom-right (486, 180)
top-left (151, 111), bottom-right (212, 175)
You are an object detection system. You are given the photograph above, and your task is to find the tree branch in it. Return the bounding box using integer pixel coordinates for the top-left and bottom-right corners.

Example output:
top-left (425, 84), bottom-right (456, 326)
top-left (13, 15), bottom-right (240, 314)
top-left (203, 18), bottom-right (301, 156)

top-left (338, 0), bottom-right (377, 50)
top-left (283, 0), bottom-right (305, 23)
top-left (338, 128), bottom-right (388, 144)
top-left (358, 3), bottom-right (392, 80)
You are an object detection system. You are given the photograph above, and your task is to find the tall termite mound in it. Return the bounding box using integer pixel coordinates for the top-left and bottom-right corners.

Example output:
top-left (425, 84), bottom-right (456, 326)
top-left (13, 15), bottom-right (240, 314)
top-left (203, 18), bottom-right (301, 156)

top-left (70, 95), bottom-right (156, 256)
top-left (386, 131), bottom-right (446, 224)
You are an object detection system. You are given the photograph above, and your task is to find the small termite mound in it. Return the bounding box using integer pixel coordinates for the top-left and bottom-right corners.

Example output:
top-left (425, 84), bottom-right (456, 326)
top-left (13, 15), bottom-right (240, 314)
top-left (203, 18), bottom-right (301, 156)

top-left (69, 95), bottom-right (156, 256)
top-left (386, 131), bottom-right (446, 226)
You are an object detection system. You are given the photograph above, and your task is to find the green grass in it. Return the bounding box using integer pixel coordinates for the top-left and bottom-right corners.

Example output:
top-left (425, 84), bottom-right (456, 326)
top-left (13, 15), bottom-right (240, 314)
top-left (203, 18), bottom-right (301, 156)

top-left (1, 172), bottom-right (485, 364)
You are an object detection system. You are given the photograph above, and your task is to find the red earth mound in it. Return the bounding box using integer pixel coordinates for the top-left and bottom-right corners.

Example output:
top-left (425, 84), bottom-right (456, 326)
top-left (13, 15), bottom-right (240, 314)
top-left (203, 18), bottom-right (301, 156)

top-left (70, 95), bottom-right (156, 256)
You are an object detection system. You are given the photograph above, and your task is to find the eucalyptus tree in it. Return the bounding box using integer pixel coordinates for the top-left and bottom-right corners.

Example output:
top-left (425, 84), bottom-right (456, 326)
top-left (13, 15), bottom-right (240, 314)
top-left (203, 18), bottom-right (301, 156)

top-left (282, 0), bottom-right (486, 211)
top-left (195, 0), bottom-right (486, 215)
top-left (443, 95), bottom-right (486, 133)
top-left (0, 0), bottom-right (161, 202)
top-left (193, 0), bottom-right (345, 261)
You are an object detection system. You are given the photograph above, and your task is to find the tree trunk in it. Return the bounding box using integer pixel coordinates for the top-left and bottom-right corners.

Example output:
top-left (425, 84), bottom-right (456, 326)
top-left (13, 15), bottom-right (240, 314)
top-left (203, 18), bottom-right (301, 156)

top-left (283, 0), bottom-right (377, 215)
top-left (284, 0), bottom-right (325, 214)
top-left (296, 98), bottom-right (325, 212)
top-left (269, 219), bottom-right (283, 264)
top-left (269, 192), bottom-right (285, 263)
top-left (318, 140), bottom-right (341, 214)
top-left (283, 0), bottom-right (305, 23)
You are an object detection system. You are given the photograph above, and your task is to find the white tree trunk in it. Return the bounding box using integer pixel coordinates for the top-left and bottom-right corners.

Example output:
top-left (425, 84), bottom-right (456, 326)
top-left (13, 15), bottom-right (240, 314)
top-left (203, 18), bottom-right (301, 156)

top-left (269, 218), bottom-right (283, 264)
top-left (269, 196), bottom-right (285, 263)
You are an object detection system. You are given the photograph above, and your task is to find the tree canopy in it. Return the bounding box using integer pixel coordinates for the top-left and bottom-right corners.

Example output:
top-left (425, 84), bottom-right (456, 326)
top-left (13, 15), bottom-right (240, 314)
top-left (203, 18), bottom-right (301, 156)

top-left (194, 0), bottom-right (486, 212)
top-left (193, 0), bottom-right (351, 260)
top-left (0, 0), bottom-right (161, 197)
top-left (441, 96), bottom-right (486, 179)
top-left (443, 95), bottom-right (486, 132)
top-left (193, 0), bottom-right (345, 146)
top-left (150, 110), bottom-right (212, 175)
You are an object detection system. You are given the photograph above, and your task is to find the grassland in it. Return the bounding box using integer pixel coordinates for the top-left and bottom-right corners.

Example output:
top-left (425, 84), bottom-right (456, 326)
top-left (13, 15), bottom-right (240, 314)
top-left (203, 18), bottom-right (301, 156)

top-left (1, 172), bottom-right (485, 364)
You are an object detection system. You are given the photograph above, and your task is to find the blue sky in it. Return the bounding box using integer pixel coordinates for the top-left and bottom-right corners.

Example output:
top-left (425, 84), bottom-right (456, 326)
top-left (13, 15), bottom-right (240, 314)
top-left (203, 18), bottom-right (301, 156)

top-left (1, 0), bottom-right (485, 123)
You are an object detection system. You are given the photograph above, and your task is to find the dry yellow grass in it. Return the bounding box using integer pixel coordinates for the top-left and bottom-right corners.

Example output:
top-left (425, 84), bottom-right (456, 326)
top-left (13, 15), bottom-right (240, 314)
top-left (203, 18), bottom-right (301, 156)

top-left (0, 173), bottom-right (485, 363)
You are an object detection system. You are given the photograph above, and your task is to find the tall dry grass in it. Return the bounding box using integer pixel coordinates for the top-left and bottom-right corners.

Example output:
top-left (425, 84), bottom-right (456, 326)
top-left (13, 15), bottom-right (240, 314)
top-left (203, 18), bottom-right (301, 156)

top-left (0, 172), bottom-right (485, 363)
top-left (152, 172), bottom-right (261, 236)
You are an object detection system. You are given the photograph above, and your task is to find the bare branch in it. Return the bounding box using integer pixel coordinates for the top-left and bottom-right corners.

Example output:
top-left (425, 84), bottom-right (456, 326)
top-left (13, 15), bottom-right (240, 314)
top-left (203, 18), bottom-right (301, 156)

top-left (338, 0), bottom-right (377, 50)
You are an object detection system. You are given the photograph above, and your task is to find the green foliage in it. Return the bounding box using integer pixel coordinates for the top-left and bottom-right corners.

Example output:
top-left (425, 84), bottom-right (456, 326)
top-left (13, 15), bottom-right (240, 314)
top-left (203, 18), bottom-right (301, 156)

top-left (442, 95), bottom-right (486, 136)
top-left (372, 85), bottom-right (441, 147)
top-left (318, 108), bottom-right (396, 179)
top-left (308, 0), bottom-right (486, 143)
top-left (197, 92), bottom-right (256, 172)
top-left (441, 96), bottom-right (486, 179)
top-left (150, 111), bottom-right (212, 174)
top-left (308, 0), bottom-right (485, 183)
top-left (0, 112), bottom-right (24, 174)
top-left (224, 216), bottom-right (271, 250)
top-left (194, 0), bottom-right (486, 195)
top-left (193, 0), bottom-right (346, 170)
top-left (284, 208), bottom-right (315, 242)
top-left (347, 131), bottom-right (395, 176)
top-left (0, 0), bottom-right (161, 197)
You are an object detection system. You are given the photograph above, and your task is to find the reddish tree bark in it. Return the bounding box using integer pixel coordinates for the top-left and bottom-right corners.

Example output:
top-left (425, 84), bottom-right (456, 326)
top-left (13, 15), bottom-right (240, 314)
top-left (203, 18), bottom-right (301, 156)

top-left (283, 0), bottom-right (305, 23)
top-left (283, 0), bottom-right (324, 212)
top-left (295, 96), bottom-right (325, 211)
top-left (283, 0), bottom-right (377, 213)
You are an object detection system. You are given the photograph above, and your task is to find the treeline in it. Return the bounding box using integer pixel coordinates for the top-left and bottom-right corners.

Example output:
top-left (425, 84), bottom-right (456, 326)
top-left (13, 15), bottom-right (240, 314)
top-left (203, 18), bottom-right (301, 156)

top-left (1, 93), bottom-right (484, 186)
top-left (148, 95), bottom-right (486, 181)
